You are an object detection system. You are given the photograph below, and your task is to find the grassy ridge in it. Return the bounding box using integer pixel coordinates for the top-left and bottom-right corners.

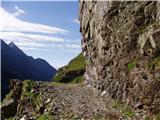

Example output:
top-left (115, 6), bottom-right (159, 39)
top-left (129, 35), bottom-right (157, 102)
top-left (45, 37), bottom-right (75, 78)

top-left (53, 53), bottom-right (86, 83)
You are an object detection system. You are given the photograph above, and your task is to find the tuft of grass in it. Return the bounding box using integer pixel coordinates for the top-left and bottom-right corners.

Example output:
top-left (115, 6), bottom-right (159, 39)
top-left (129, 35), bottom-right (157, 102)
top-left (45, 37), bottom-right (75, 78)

top-left (23, 80), bottom-right (33, 95)
top-left (111, 99), bottom-right (135, 118)
top-left (6, 116), bottom-right (14, 120)
top-left (37, 112), bottom-right (54, 120)
top-left (122, 106), bottom-right (135, 118)
top-left (127, 61), bottom-right (136, 71)
top-left (155, 112), bottom-right (160, 120)
top-left (111, 100), bottom-right (121, 108)
top-left (31, 112), bottom-right (37, 117)
top-left (94, 114), bottom-right (106, 120)
top-left (22, 80), bottom-right (34, 100)
top-left (143, 116), bottom-right (150, 120)
top-left (149, 56), bottom-right (160, 70)
top-left (21, 80), bottom-right (41, 107)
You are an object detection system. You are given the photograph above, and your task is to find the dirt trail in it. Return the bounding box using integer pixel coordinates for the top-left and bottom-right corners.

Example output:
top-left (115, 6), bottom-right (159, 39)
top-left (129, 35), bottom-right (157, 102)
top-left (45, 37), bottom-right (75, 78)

top-left (14, 82), bottom-right (143, 120)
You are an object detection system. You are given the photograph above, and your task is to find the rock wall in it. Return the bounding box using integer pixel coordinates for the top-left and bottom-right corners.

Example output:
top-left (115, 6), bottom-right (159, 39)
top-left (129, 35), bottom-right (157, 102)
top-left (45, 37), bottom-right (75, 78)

top-left (80, 1), bottom-right (160, 114)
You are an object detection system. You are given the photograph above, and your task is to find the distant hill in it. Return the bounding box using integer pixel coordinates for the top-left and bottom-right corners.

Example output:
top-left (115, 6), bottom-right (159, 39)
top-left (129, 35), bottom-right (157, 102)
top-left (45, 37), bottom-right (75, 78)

top-left (1, 40), bottom-right (57, 100)
top-left (53, 53), bottom-right (86, 83)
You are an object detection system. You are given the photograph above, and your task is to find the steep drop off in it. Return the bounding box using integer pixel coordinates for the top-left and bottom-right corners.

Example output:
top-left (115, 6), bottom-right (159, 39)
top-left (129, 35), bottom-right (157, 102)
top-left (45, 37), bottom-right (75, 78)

top-left (1, 40), bottom-right (57, 100)
top-left (80, 1), bottom-right (160, 114)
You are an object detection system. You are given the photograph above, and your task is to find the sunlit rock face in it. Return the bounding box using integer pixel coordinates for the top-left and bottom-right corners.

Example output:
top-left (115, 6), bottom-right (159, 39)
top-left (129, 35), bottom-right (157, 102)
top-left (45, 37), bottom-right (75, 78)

top-left (80, 1), bottom-right (160, 113)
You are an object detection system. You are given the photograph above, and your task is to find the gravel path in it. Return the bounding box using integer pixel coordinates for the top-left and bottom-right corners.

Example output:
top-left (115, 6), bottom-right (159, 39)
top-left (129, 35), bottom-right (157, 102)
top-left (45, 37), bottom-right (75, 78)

top-left (15, 82), bottom-right (144, 120)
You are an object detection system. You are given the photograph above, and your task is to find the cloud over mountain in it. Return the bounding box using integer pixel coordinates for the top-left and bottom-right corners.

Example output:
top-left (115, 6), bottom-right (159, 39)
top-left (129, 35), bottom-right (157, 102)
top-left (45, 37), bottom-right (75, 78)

top-left (1, 7), bottom-right (69, 34)
top-left (0, 7), bottom-right (81, 52)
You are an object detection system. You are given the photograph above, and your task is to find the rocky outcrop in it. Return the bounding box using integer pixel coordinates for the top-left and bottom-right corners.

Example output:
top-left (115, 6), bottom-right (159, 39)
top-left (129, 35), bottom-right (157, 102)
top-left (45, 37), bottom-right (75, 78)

top-left (80, 1), bottom-right (160, 115)
top-left (1, 80), bottom-right (23, 119)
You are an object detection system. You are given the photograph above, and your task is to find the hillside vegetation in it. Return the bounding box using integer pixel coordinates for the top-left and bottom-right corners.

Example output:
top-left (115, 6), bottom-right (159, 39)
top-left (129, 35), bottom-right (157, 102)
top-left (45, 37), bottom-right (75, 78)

top-left (53, 53), bottom-right (86, 83)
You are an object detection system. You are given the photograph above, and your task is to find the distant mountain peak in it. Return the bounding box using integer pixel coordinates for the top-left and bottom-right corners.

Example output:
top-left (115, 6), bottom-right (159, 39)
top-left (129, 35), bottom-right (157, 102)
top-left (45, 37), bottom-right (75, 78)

top-left (1, 39), bottom-right (7, 45)
top-left (9, 42), bottom-right (26, 57)
top-left (9, 42), bottom-right (19, 49)
top-left (1, 40), bottom-right (57, 100)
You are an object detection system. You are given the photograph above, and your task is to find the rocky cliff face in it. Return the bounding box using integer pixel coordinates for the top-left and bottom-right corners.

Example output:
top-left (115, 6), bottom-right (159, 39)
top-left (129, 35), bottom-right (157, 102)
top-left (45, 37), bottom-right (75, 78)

top-left (80, 1), bottom-right (160, 114)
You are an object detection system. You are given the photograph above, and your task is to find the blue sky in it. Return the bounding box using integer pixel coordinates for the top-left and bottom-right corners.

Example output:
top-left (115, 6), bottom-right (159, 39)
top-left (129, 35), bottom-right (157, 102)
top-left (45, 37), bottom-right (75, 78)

top-left (1, 1), bottom-right (81, 69)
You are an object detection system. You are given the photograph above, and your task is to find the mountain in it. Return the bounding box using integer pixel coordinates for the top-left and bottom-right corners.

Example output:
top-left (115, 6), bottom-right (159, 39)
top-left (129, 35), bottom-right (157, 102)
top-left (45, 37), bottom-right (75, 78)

top-left (53, 53), bottom-right (86, 83)
top-left (9, 42), bottom-right (26, 57)
top-left (1, 40), bottom-right (57, 100)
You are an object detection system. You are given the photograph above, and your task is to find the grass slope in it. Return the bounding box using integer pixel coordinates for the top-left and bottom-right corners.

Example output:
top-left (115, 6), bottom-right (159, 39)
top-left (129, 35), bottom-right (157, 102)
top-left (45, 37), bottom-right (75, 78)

top-left (53, 53), bottom-right (86, 83)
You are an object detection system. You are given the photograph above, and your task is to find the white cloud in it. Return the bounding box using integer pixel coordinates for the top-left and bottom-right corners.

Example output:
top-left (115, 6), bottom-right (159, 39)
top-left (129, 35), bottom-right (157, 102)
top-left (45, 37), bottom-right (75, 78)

top-left (14, 41), bottom-right (46, 47)
top-left (0, 7), bottom-right (69, 34)
top-left (19, 43), bottom-right (81, 52)
top-left (65, 43), bottom-right (81, 49)
top-left (2, 32), bottom-right (65, 42)
top-left (72, 18), bottom-right (80, 24)
top-left (19, 47), bottom-right (45, 51)
top-left (0, 7), bottom-right (81, 53)
top-left (50, 43), bottom-right (81, 49)
top-left (2, 31), bottom-right (81, 51)
top-left (13, 6), bottom-right (26, 17)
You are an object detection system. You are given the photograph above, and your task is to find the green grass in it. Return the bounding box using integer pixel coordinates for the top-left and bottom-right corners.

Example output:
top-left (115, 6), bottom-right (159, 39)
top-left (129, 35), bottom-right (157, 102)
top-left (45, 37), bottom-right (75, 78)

top-left (21, 80), bottom-right (40, 107)
top-left (52, 82), bottom-right (66, 86)
top-left (94, 114), bottom-right (106, 120)
top-left (37, 112), bottom-right (54, 120)
top-left (155, 112), bottom-right (160, 120)
top-left (127, 61), bottom-right (136, 71)
top-left (70, 76), bottom-right (83, 84)
top-left (111, 99), bottom-right (122, 108)
top-left (53, 53), bottom-right (86, 83)
top-left (22, 80), bottom-right (34, 99)
top-left (67, 53), bottom-right (86, 72)
top-left (6, 116), bottom-right (14, 120)
top-left (149, 56), bottom-right (160, 69)
top-left (143, 117), bottom-right (150, 120)
top-left (122, 106), bottom-right (135, 118)
top-left (111, 99), bottom-right (135, 118)
top-left (23, 80), bottom-right (33, 95)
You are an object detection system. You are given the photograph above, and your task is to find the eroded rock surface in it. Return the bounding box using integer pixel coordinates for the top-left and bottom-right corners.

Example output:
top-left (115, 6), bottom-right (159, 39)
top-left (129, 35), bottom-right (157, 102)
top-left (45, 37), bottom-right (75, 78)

top-left (80, 1), bottom-right (160, 115)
